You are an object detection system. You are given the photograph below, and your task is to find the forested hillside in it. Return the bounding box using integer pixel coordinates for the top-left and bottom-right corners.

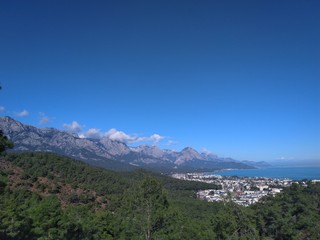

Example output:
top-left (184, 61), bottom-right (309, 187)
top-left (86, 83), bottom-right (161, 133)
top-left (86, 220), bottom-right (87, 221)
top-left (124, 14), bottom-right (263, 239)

top-left (1, 152), bottom-right (320, 239)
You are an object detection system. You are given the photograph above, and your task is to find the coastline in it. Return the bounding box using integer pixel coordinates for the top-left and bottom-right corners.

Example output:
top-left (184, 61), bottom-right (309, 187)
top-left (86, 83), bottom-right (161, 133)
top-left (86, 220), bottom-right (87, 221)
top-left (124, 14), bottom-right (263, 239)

top-left (205, 166), bottom-right (320, 180)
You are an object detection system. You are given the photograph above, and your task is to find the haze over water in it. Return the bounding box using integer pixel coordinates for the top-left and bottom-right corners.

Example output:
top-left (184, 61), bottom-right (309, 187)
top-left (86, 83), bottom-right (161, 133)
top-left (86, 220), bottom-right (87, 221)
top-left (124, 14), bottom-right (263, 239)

top-left (212, 167), bottom-right (320, 180)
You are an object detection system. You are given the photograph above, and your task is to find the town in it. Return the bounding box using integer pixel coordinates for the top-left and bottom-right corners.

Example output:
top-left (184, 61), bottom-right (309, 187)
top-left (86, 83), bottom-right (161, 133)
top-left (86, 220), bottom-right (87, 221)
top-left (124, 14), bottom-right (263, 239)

top-left (172, 173), bottom-right (298, 206)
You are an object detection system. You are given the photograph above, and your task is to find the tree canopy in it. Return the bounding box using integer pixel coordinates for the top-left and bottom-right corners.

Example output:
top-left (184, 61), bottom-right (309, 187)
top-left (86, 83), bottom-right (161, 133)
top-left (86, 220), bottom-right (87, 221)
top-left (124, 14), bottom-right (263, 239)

top-left (0, 152), bottom-right (319, 239)
top-left (0, 130), bottom-right (13, 154)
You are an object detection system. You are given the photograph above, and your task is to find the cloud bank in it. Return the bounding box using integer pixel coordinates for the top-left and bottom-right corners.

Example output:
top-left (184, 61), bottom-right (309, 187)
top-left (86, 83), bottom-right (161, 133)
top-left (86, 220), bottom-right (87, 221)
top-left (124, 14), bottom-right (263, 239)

top-left (64, 121), bottom-right (166, 144)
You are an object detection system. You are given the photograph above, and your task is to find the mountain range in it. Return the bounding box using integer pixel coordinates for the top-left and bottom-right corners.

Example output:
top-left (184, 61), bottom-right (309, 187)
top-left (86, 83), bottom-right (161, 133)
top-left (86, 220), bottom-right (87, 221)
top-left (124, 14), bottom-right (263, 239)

top-left (0, 116), bottom-right (269, 172)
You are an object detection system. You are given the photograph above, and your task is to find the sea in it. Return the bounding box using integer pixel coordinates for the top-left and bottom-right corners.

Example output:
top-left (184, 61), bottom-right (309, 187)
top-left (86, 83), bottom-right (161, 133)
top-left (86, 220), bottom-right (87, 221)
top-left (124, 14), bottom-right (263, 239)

top-left (208, 167), bottom-right (320, 180)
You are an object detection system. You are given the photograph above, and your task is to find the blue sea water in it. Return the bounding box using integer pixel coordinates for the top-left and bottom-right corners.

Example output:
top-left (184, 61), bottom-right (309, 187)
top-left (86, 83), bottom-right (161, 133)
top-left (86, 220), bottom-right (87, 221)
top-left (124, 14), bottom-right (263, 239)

top-left (210, 167), bottom-right (320, 180)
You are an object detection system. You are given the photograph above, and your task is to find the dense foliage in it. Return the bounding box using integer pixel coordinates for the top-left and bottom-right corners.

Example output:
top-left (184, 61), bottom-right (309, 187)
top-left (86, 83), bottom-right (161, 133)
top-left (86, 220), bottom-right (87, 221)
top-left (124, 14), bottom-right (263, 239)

top-left (1, 152), bottom-right (319, 239)
top-left (0, 130), bottom-right (13, 154)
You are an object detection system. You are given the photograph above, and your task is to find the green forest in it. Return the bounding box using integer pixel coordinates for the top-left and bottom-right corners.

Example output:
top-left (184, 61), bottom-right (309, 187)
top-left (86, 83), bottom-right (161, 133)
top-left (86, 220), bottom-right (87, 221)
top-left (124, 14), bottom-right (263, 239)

top-left (0, 151), bottom-right (320, 240)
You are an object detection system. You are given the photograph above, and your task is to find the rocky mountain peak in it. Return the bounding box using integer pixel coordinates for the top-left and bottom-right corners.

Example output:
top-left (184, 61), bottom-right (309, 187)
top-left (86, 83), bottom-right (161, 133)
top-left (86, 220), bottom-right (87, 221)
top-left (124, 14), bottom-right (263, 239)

top-left (0, 116), bottom-right (28, 133)
top-left (181, 147), bottom-right (202, 157)
top-left (175, 147), bottom-right (204, 165)
top-left (182, 146), bottom-right (197, 153)
top-left (99, 137), bottom-right (130, 155)
top-left (131, 144), bottom-right (166, 158)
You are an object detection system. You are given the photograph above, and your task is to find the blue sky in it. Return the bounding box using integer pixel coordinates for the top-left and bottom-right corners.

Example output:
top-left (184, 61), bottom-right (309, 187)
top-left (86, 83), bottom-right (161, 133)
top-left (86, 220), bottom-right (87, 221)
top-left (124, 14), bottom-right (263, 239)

top-left (0, 0), bottom-right (319, 162)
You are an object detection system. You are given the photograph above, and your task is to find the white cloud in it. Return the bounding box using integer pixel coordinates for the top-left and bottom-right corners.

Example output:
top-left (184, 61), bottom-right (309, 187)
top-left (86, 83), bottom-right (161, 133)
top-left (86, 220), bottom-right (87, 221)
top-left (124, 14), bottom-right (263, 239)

top-left (81, 128), bottom-right (103, 139)
top-left (0, 106), bottom-right (5, 112)
top-left (148, 134), bottom-right (165, 143)
top-left (104, 128), bottom-right (142, 143)
top-left (16, 110), bottom-right (29, 117)
top-left (166, 140), bottom-right (178, 146)
top-left (104, 130), bottom-right (166, 144)
top-left (75, 125), bottom-right (168, 144)
top-left (39, 112), bottom-right (51, 125)
top-left (202, 148), bottom-right (212, 154)
top-left (39, 116), bottom-right (50, 125)
top-left (63, 121), bottom-right (82, 133)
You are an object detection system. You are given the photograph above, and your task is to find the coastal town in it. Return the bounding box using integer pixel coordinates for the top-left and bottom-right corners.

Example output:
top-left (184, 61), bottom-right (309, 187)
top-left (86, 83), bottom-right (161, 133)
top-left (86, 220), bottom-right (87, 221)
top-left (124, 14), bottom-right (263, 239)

top-left (172, 173), bottom-right (302, 206)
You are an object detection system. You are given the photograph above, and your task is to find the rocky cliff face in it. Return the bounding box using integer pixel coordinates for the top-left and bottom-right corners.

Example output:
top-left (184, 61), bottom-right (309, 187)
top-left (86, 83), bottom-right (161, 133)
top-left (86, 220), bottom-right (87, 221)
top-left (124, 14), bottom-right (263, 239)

top-left (0, 116), bottom-right (114, 160)
top-left (0, 116), bottom-right (257, 171)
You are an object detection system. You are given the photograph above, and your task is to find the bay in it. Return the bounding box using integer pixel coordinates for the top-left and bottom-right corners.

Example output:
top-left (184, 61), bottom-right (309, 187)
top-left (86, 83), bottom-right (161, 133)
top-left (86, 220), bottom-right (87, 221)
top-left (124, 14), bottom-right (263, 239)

top-left (210, 167), bottom-right (320, 180)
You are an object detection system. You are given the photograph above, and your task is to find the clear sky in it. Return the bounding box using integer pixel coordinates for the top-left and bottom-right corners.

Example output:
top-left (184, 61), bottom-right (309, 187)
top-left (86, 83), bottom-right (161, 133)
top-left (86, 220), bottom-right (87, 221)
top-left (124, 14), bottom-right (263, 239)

top-left (0, 0), bottom-right (319, 162)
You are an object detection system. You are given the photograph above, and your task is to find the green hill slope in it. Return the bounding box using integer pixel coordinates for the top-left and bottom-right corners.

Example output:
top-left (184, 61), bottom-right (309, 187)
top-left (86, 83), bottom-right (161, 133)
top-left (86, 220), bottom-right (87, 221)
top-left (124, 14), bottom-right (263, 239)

top-left (1, 152), bottom-right (320, 239)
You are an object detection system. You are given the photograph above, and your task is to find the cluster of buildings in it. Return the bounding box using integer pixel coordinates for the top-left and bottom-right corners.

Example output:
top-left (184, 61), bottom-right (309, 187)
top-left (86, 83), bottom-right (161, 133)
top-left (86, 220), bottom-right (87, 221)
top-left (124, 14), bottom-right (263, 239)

top-left (172, 173), bottom-right (295, 206)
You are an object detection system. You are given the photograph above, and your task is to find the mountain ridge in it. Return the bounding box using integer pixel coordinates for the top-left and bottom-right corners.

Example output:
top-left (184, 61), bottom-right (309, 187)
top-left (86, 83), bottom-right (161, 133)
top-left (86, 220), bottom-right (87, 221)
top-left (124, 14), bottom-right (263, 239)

top-left (0, 116), bottom-right (262, 171)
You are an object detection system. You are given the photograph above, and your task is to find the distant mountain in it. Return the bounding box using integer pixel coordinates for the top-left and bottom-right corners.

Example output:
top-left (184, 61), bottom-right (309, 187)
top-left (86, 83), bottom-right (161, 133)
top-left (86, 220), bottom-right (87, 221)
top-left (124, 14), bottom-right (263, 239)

top-left (0, 116), bottom-right (257, 172)
top-left (175, 147), bottom-right (203, 165)
top-left (242, 160), bottom-right (271, 168)
top-left (0, 116), bottom-right (133, 171)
